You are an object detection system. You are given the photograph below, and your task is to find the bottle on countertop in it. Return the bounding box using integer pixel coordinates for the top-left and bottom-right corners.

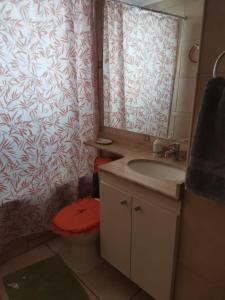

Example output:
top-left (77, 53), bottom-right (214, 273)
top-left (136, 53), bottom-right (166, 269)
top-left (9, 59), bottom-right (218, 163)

top-left (153, 139), bottom-right (163, 157)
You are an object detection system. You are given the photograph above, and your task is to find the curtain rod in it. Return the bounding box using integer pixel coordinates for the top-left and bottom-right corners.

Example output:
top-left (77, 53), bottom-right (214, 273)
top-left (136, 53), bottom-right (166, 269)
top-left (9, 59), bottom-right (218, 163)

top-left (113, 0), bottom-right (187, 20)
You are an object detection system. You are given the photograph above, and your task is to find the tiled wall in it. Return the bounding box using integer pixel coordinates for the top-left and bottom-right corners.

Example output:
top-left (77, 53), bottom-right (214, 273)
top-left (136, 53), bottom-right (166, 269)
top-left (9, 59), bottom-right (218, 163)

top-left (175, 1), bottom-right (225, 299)
top-left (175, 193), bottom-right (225, 300)
top-left (147, 0), bottom-right (205, 139)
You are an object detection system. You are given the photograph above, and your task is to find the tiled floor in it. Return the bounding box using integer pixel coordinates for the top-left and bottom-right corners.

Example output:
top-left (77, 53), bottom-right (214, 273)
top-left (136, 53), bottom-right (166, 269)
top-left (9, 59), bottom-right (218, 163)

top-left (0, 238), bottom-right (154, 300)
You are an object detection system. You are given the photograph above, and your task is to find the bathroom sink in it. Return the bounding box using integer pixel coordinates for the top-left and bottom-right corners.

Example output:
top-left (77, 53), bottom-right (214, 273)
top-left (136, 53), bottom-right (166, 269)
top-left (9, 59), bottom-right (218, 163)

top-left (127, 159), bottom-right (185, 182)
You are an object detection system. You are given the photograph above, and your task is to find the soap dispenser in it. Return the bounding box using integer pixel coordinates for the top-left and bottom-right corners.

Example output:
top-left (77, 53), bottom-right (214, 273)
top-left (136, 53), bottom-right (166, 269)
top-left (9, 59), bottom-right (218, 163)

top-left (153, 139), bottom-right (163, 157)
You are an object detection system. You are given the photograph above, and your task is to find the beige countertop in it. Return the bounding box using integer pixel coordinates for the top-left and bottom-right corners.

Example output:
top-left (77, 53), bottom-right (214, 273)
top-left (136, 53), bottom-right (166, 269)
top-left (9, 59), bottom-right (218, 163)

top-left (85, 140), bottom-right (186, 200)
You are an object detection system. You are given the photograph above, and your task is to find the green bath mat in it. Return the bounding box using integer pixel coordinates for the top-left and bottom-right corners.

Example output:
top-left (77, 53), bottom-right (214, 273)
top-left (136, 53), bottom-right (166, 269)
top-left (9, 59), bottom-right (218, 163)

top-left (3, 255), bottom-right (89, 300)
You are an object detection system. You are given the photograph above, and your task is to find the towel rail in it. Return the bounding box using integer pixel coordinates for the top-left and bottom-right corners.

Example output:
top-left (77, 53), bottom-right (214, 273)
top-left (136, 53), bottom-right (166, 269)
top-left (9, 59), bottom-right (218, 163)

top-left (213, 50), bottom-right (225, 77)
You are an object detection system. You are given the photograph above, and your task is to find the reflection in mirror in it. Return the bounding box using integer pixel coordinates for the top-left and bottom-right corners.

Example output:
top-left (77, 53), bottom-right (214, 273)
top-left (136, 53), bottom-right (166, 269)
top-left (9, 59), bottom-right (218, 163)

top-left (103, 0), bottom-right (181, 137)
top-left (102, 0), bottom-right (205, 139)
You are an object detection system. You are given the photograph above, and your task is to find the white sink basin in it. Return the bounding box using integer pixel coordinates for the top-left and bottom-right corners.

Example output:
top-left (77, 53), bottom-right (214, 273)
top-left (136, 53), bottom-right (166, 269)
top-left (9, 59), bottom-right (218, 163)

top-left (128, 159), bottom-right (185, 182)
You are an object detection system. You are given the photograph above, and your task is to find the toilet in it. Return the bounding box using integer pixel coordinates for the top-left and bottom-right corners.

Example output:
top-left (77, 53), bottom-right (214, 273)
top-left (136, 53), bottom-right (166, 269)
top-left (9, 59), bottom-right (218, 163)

top-left (51, 197), bottom-right (101, 273)
top-left (51, 156), bottom-right (113, 273)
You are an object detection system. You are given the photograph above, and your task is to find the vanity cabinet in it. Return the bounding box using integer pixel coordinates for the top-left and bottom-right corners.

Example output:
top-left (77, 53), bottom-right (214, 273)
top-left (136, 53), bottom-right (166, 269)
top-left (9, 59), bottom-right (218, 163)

top-left (131, 197), bottom-right (178, 300)
top-left (100, 172), bottom-right (180, 300)
top-left (100, 182), bottom-right (131, 277)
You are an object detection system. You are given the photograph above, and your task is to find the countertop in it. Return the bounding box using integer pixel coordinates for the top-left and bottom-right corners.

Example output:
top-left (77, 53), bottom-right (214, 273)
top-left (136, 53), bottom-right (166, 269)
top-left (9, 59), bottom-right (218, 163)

top-left (85, 140), bottom-right (186, 200)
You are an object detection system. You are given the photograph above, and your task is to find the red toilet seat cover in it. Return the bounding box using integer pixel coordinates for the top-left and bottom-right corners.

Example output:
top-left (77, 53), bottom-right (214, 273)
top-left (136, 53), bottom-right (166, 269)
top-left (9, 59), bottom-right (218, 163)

top-left (52, 198), bottom-right (100, 234)
top-left (94, 157), bottom-right (113, 171)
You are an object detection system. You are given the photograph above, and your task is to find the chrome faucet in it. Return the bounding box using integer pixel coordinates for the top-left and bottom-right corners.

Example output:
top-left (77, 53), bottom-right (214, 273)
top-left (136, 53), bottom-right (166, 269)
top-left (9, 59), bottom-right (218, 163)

top-left (164, 143), bottom-right (180, 161)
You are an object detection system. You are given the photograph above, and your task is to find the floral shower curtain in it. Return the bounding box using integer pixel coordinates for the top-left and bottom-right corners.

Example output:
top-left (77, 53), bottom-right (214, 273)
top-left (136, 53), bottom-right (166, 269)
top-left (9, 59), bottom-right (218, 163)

top-left (103, 0), bottom-right (180, 137)
top-left (0, 0), bottom-right (98, 247)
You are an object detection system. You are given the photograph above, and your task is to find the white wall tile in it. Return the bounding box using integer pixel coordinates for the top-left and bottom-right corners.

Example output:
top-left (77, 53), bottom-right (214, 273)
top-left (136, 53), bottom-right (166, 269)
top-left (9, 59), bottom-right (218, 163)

top-left (176, 78), bottom-right (197, 112)
top-left (182, 20), bottom-right (203, 42)
top-left (173, 113), bottom-right (192, 139)
top-left (184, 0), bottom-right (205, 21)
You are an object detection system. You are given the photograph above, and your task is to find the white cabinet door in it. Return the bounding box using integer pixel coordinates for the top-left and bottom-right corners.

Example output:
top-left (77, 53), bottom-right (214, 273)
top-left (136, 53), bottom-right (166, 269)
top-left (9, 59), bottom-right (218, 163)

top-left (100, 182), bottom-right (132, 277)
top-left (131, 197), bottom-right (178, 300)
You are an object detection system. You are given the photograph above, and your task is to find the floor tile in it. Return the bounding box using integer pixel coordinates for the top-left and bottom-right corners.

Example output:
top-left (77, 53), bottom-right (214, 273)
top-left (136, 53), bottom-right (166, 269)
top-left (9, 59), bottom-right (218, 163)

top-left (77, 261), bottom-right (139, 300)
top-left (47, 237), bottom-right (100, 299)
top-left (48, 236), bottom-right (104, 273)
top-left (0, 245), bottom-right (53, 277)
top-left (0, 238), bottom-right (28, 265)
top-left (82, 285), bottom-right (99, 300)
top-left (47, 237), bottom-right (64, 254)
top-left (47, 237), bottom-right (73, 267)
top-left (132, 290), bottom-right (154, 300)
top-left (48, 237), bottom-right (140, 299)
top-left (73, 273), bottom-right (99, 300)
top-left (27, 231), bottom-right (55, 249)
top-left (0, 245), bottom-right (53, 300)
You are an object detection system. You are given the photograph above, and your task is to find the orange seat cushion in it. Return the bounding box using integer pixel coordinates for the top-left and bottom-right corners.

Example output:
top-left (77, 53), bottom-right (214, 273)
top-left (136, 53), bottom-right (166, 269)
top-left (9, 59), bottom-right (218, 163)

top-left (94, 157), bottom-right (113, 171)
top-left (52, 198), bottom-right (100, 234)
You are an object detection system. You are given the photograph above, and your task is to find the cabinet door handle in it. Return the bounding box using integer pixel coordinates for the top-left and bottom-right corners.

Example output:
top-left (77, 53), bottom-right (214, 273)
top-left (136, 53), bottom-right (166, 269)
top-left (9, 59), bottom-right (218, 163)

top-left (134, 206), bottom-right (142, 212)
top-left (120, 200), bottom-right (127, 205)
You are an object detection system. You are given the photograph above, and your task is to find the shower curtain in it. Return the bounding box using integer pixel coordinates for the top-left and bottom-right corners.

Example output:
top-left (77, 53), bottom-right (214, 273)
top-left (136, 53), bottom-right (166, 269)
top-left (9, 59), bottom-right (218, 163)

top-left (103, 0), bottom-right (180, 136)
top-left (0, 0), bottom-right (98, 248)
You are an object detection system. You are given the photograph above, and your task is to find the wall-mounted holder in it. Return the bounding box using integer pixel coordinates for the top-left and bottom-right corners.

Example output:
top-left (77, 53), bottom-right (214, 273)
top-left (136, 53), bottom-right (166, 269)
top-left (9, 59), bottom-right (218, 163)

top-left (188, 43), bottom-right (200, 63)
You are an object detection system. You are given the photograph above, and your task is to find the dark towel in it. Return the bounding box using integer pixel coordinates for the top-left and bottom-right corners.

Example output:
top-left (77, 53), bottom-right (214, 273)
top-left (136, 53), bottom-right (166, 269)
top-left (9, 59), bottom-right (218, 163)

top-left (186, 77), bottom-right (225, 201)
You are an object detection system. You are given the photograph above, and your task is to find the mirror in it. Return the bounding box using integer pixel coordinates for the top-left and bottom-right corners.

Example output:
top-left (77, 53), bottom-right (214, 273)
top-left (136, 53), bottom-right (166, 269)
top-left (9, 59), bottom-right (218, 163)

top-left (102, 0), bottom-right (205, 139)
